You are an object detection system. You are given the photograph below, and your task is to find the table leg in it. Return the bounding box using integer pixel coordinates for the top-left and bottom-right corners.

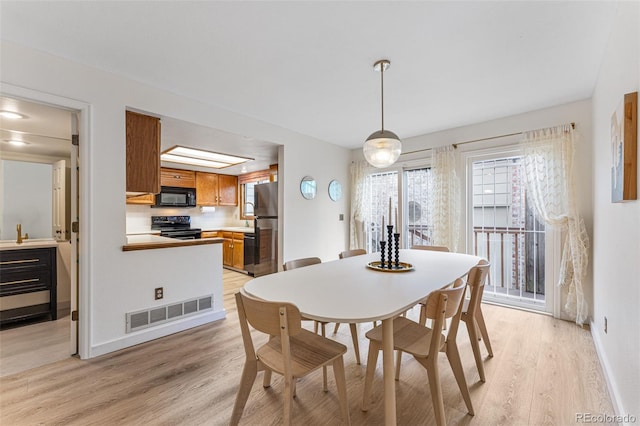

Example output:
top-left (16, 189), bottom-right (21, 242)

top-left (382, 317), bottom-right (397, 426)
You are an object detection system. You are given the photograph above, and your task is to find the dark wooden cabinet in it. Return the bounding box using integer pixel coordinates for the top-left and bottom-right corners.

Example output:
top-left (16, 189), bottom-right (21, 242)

top-left (126, 111), bottom-right (160, 196)
top-left (0, 247), bottom-right (57, 325)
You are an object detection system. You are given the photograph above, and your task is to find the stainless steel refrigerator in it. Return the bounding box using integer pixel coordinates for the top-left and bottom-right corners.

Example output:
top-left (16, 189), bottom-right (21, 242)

top-left (252, 182), bottom-right (278, 276)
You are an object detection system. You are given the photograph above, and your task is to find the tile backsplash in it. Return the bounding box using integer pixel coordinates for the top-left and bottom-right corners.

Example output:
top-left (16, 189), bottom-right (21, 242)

top-left (126, 204), bottom-right (247, 234)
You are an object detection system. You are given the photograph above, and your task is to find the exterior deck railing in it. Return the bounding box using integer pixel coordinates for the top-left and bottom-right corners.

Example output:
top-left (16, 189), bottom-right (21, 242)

top-left (473, 226), bottom-right (545, 303)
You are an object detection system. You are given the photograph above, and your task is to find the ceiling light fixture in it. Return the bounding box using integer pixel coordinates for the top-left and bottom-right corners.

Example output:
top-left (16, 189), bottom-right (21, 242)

top-left (363, 59), bottom-right (402, 168)
top-left (0, 110), bottom-right (27, 119)
top-left (161, 145), bottom-right (253, 169)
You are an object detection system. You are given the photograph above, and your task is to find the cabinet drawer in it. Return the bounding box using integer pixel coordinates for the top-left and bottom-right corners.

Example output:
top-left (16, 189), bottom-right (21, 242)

top-left (0, 248), bottom-right (53, 271)
top-left (161, 168), bottom-right (196, 188)
top-left (201, 231), bottom-right (219, 238)
top-left (0, 268), bottom-right (52, 296)
top-left (221, 231), bottom-right (233, 239)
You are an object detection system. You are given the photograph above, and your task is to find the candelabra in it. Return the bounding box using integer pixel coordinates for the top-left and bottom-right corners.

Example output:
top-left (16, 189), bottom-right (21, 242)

top-left (394, 233), bottom-right (400, 267)
top-left (386, 225), bottom-right (394, 269)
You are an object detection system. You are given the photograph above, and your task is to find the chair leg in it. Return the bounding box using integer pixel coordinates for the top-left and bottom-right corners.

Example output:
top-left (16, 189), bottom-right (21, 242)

top-left (321, 322), bottom-right (328, 391)
top-left (419, 304), bottom-right (427, 326)
top-left (349, 323), bottom-right (361, 365)
top-left (333, 357), bottom-right (351, 425)
top-left (475, 308), bottom-right (493, 357)
top-left (417, 355), bottom-right (445, 426)
top-left (446, 343), bottom-right (474, 415)
top-left (361, 341), bottom-right (380, 411)
top-left (333, 322), bottom-right (341, 334)
top-left (394, 349), bottom-right (402, 381)
top-left (283, 375), bottom-right (294, 426)
top-left (262, 368), bottom-right (272, 388)
top-left (230, 360), bottom-right (258, 426)
top-left (466, 317), bottom-right (486, 382)
top-left (314, 321), bottom-right (319, 334)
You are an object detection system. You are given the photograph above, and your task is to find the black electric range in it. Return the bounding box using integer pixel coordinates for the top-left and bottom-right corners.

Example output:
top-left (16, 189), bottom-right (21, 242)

top-left (151, 216), bottom-right (202, 240)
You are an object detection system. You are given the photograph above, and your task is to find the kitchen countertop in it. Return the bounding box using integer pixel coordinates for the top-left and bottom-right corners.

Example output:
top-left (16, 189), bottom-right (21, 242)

top-left (123, 234), bottom-right (223, 251)
top-left (0, 238), bottom-right (59, 251)
top-left (203, 227), bottom-right (255, 233)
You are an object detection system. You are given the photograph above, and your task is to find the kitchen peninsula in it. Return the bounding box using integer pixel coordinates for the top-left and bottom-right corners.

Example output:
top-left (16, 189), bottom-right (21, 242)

top-left (122, 234), bottom-right (223, 251)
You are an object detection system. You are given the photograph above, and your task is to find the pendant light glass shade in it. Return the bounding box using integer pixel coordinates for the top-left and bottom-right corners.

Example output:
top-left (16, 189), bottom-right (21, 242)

top-left (363, 59), bottom-right (402, 168)
top-left (363, 130), bottom-right (402, 168)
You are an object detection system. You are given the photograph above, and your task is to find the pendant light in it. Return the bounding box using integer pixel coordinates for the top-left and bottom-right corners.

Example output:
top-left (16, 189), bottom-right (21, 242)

top-left (363, 59), bottom-right (402, 168)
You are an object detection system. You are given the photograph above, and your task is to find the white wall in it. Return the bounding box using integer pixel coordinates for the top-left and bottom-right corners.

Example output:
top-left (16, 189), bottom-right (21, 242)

top-left (1, 160), bottom-right (52, 239)
top-left (1, 41), bottom-right (351, 357)
top-left (281, 141), bottom-right (350, 263)
top-left (591, 2), bottom-right (639, 419)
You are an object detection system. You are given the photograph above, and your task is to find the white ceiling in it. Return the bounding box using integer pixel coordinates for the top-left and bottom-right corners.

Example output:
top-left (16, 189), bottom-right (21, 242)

top-left (0, 1), bottom-right (618, 150)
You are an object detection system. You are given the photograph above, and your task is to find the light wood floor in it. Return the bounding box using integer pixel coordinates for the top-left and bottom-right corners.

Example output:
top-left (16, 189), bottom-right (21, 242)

top-left (0, 270), bottom-right (614, 425)
top-left (0, 311), bottom-right (71, 377)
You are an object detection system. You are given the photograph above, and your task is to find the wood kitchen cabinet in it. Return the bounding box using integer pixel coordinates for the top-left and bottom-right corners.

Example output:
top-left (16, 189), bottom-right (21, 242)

top-left (196, 172), bottom-right (238, 206)
top-left (200, 231), bottom-right (219, 239)
top-left (125, 193), bottom-right (155, 205)
top-left (126, 111), bottom-right (160, 195)
top-left (161, 168), bottom-right (196, 188)
top-left (222, 231), bottom-right (244, 269)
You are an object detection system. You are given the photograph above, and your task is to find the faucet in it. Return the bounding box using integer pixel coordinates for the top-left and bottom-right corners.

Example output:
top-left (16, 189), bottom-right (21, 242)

top-left (16, 224), bottom-right (28, 244)
top-left (244, 202), bottom-right (255, 227)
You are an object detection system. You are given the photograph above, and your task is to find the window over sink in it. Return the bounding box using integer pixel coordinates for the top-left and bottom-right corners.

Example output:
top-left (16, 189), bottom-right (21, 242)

top-left (238, 167), bottom-right (277, 220)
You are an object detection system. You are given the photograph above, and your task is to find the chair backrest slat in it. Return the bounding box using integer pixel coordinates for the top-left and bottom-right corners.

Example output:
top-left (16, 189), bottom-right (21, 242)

top-left (465, 259), bottom-right (490, 317)
top-left (339, 249), bottom-right (367, 259)
top-left (423, 278), bottom-right (465, 320)
top-left (283, 257), bottom-right (322, 271)
top-left (411, 245), bottom-right (450, 252)
top-left (236, 291), bottom-right (302, 337)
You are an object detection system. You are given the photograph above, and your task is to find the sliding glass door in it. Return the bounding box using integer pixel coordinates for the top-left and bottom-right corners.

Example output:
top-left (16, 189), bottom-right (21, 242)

top-left (466, 149), bottom-right (557, 313)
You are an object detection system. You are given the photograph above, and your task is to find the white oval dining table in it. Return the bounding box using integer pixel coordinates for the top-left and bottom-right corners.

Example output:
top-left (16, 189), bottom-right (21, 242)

top-left (243, 249), bottom-right (482, 425)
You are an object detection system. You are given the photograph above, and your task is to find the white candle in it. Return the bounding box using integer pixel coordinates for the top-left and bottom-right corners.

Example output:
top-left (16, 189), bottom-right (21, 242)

top-left (388, 197), bottom-right (392, 228)
top-left (381, 216), bottom-right (385, 241)
top-left (395, 207), bottom-right (398, 229)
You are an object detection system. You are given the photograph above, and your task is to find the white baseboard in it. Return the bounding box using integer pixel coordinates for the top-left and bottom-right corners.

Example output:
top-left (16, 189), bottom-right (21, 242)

top-left (590, 320), bottom-right (628, 422)
top-left (88, 309), bottom-right (226, 358)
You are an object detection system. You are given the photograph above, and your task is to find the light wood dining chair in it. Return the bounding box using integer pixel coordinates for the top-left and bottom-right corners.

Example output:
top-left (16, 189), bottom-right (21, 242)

top-left (283, 256), bottom-right (361, 384)
top-left (460, 259), bottom-right (492, 382)
top-left (283, 257), bottom-right (322, 270)
top-left (231, 291), bottom-right (351, 426)
top-left (362, 279), bottom-right (473, 426)
top-left (338, 248), bottom-right (367, 259)
top-left (411, 245), bottom-right (450, 325)
top-left (334, 248), bottom-right (369, 357)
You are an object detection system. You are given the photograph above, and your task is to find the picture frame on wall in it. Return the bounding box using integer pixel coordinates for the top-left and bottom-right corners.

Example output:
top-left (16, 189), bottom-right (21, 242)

top-left (611, 91), bottom-right (637, 202)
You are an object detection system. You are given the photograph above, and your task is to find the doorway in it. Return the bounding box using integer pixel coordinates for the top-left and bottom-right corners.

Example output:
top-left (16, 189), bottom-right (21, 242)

top-left (0, 91), bottom-right (83, 375)
top-left (465, 148), bottom-right (559, 315)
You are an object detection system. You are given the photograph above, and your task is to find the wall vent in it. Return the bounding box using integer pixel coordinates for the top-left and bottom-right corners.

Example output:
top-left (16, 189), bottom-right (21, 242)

top-left (126, 294), bottom-right (213, 333)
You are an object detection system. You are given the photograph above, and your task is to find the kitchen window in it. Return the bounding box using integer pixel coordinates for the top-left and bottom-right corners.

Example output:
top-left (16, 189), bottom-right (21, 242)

top-left (239, 169), bottom-right (273, 220)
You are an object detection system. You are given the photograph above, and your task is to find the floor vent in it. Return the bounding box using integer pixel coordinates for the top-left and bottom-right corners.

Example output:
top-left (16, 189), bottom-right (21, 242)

top-left (126, 295), bottom-right (214, 333)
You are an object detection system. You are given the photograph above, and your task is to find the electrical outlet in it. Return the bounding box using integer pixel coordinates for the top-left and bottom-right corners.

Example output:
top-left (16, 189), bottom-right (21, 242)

top-left (155, 287), bottom-right (164, 300)
top-left (604, 316), bottom-right (607, 334)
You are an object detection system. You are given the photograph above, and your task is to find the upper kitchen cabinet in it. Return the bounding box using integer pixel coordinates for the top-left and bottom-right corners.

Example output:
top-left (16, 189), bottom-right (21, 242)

top-left (196, 172), bottom-right (238, 206)
top-left (126, 111), bottom-right (160, 195)
top-left (161, 167), bottom-right (196, 188)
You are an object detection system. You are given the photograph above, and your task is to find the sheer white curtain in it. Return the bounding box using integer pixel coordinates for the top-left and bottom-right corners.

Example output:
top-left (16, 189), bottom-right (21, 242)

top-left (431, 146), bottom-right (460, 252)
top-left (521, 125), bottom-right (589, 324)
top-left (350, 161), bottom-right (372, 249)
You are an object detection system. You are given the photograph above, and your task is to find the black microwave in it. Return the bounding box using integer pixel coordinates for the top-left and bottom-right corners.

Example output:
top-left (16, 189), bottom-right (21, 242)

top-left (154, 186), bottom-right (196, 208)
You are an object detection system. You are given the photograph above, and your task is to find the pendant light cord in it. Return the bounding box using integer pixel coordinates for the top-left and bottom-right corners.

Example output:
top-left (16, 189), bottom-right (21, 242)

top-left (380, 64), bottom-right (385, 132)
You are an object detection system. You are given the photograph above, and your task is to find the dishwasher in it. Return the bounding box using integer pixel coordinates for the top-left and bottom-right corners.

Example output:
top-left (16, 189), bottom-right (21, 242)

top-left (243, 233), bottom-right (256, 276)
